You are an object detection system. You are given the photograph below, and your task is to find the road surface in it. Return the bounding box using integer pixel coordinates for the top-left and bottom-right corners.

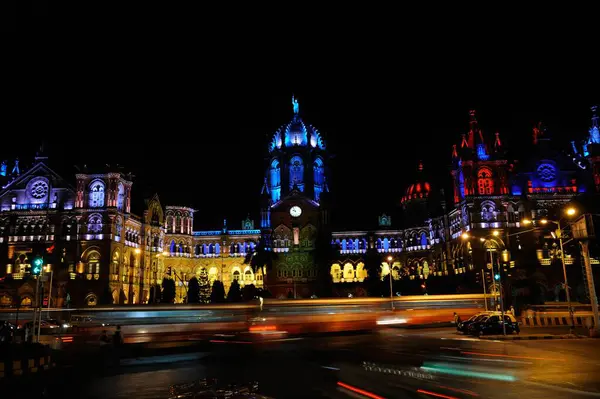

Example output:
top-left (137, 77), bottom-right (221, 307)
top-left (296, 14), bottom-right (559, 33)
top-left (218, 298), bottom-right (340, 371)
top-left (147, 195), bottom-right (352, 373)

top-left (6, 327), bottom-right (600, 398)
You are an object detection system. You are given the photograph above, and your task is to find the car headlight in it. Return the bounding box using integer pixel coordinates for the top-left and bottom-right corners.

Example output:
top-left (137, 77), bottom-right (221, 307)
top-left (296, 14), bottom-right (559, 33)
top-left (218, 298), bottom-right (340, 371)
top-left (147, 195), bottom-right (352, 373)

top-left (62, 323), bottom-right (71, 328)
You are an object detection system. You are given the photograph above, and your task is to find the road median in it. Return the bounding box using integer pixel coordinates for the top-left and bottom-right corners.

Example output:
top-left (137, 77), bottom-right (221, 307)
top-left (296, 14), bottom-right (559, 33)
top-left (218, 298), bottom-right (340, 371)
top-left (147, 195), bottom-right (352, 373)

top-left (479, 333), bottom-right (585, 341)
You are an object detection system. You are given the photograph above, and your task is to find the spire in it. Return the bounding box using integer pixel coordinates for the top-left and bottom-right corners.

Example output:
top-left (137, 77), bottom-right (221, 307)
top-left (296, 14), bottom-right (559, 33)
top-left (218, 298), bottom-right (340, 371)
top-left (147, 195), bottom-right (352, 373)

top-left (494, 132), bottom-right (502, 151)
top-left (460, 134), bottom-right (468, 148)
top-left (292, 95), bottom-right (299, 115)
top-left (452, 144), bottom-right (458, 158)
top-left (260, 177), bottom-right (270, 195)
top-left (417, 160), bottom-right (424, 172)
top-left (589, 105), bottom-right (600, 144)
top-left (533, 121), bottom-right (550, 145)
top-left (467, 110), bottom-right (478, 148)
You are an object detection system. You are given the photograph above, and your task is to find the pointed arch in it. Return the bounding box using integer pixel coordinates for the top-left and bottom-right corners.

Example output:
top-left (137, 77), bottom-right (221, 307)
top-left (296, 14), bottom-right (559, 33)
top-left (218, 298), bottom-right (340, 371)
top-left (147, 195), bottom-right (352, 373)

top-left (477, 167), bottom-right (494, 195)
top-left (289, 155), bottom-right (304, 191)
top-left (89, 180), bottom-right (105, 208)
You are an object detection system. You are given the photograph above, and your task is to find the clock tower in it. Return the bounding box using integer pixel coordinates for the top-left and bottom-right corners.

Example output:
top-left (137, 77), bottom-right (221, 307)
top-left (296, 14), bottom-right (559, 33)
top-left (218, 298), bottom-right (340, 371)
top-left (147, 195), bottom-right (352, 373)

top-left (261, 97), bottom-right (330, 298)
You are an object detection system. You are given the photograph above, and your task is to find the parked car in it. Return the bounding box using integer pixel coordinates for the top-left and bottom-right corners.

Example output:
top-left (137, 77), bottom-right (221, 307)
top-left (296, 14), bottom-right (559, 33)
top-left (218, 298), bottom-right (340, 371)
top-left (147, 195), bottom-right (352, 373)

top-left (468, 314), bottom-right (520, 336)
top-left (457, 312), bottom-right (493, 334)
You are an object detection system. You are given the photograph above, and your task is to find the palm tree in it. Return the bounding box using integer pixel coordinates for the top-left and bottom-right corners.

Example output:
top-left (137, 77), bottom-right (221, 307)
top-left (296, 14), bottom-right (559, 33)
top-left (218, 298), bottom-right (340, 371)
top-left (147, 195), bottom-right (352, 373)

top-left (244, 239), bottom-right (277, 292)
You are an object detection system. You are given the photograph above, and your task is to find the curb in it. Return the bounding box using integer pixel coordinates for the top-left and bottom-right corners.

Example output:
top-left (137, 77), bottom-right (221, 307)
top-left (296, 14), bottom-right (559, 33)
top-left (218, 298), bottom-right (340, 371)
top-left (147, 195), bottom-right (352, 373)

top-left (479, 334), bottom-right (585, 341)
top-left (0, 354), bottom-right (54, 379)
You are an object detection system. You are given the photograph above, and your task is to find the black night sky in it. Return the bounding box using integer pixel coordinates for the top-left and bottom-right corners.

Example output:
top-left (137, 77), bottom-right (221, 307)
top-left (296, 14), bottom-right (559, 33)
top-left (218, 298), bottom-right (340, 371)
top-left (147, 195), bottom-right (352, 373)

top-left (3, 46), bottom-right (598, 231)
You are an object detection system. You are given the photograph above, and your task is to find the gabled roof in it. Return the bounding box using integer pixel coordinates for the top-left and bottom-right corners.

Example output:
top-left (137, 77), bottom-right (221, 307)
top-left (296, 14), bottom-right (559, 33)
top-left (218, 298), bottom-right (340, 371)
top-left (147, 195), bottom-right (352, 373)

top-left (0, 161), bottom-right (75, 198)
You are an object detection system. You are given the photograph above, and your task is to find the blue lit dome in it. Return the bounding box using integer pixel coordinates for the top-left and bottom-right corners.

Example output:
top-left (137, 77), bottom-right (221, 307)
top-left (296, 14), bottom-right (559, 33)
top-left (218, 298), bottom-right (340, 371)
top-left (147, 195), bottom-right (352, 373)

top-left (269, 115), bottom-right (326, 153)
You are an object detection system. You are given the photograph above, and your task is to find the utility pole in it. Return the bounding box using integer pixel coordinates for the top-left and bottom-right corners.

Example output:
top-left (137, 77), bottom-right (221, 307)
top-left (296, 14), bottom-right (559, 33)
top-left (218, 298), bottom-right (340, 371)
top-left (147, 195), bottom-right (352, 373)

top-left (557, 220), bottom-right (576, 334)
top-left (482, 267), bottom-right (488, 311)
top-left (490, 248), bottom-right (506, 336)
top-left (581, 240), bottom-right (600, 335)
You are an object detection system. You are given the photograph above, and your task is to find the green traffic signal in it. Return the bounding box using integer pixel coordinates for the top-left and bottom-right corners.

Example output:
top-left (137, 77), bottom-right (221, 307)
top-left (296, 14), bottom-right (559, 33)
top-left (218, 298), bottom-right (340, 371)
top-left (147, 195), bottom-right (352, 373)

top-left (32, 257), bottom-right (43, 275)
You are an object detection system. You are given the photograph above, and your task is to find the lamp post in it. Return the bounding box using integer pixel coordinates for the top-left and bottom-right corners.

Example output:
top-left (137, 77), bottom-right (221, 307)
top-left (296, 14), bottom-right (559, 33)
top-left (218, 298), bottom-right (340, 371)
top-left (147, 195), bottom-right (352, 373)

top-left (462, 231), bottom-right (506, 335)
top-left (387, 255), bottom-right (394, 311)
top-left (522, 206), bottom-right (577, 334)
top-left (462, 232), bottom-right (488, 311)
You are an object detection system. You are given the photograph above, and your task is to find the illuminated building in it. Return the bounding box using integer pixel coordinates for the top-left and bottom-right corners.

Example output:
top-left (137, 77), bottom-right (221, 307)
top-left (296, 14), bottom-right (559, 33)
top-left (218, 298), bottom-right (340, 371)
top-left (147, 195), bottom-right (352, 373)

top-left (1, 102), bottom-right (599, 305)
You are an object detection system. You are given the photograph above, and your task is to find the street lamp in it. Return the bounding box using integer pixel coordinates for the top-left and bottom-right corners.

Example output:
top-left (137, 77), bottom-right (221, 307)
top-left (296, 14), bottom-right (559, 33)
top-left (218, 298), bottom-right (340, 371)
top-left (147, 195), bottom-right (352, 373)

top-left (387, 255), bottom-right (394, 311)
top-left (464, 232), bottom-right (506, 334)
top-left (520, 207), bottom-right (578, 333)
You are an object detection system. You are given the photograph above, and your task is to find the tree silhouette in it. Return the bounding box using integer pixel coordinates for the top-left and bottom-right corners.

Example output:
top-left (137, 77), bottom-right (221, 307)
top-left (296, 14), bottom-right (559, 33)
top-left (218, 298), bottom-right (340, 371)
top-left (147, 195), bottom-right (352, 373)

top-left (187, 277), bottom-right (200, 303)
top-left (242, 284), bottom-right (257, 301)
top-left (227, 279), bottom-right (242, 302)
top-left (148, 284), bottom-right (161, 304)
top-left (161, 278), bottom-right (176, 303)
top-left (363, 245), bottom-right (383, 296)
top-left (210, 280), bottom-right (225, 303)
top-left (198, 270), bottom-right (211, 303)
top-left (99, 284), bottom-right (114, 305)
top-left (244, 239), bottom-right (277, 288)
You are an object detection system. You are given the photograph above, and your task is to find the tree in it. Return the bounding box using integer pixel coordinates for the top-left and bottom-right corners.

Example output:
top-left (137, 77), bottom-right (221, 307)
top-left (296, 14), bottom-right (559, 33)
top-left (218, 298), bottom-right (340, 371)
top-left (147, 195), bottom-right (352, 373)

top-left (363, 246), bottom-right (383, 296)
top-left (198, 270), bottom-right (211, 303)
top-left (187, 277), bottom-right (200, 303)
top-left (210, 280), bottom-right (226, 303)
top-left (148, 284), bottom-right (161, 304)
top-left (245, 239), bottom-right (277, 288)
top-left (99, 284), bottom-right (114, 305)
top-left (314, 235), bottom-right (337, 298)
top-left (242, 284), bottom-right (257, 301)
top-left (161, 278), bottom-right (176, 304)
top-left (227, 279), bottom-right (242, 302)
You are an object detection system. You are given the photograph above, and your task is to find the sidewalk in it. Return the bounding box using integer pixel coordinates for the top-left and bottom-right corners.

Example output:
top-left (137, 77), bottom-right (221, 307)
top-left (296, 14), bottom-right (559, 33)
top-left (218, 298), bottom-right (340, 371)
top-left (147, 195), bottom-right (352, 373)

top-left (479, 326), bottom-right (592, 340)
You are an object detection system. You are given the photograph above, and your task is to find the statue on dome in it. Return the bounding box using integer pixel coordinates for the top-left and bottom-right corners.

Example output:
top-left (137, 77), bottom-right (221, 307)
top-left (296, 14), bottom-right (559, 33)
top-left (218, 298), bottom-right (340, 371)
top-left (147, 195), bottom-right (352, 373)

top-left (292, 95), bottom-right (299, 114)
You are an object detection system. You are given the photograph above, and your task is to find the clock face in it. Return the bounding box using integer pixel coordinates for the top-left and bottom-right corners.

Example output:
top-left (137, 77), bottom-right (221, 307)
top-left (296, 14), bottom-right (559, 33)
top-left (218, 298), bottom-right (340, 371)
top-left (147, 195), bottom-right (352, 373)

top-left (290, 206), bottom-right (302, 217)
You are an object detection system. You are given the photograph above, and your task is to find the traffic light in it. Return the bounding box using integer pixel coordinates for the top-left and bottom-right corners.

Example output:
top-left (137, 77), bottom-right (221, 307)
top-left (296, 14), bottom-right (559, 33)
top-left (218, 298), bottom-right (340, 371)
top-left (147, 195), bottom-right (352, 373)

top-left (494, 273), bottom-right (500, 281)
top-left (485, 271), bottom-right (493, 284)
top-left (32, 257), bottom-right (44, 275)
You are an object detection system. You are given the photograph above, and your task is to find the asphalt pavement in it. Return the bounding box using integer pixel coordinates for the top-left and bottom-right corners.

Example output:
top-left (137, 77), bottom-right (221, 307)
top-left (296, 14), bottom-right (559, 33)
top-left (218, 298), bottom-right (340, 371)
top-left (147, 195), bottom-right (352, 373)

top-left (4, 327), bottom-right (600, 399)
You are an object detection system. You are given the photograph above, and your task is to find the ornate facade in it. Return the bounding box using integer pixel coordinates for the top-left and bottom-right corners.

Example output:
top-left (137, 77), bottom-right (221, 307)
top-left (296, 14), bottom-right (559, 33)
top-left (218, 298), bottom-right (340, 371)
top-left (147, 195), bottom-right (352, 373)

top-left (1, 101), bottom-right (599, 305)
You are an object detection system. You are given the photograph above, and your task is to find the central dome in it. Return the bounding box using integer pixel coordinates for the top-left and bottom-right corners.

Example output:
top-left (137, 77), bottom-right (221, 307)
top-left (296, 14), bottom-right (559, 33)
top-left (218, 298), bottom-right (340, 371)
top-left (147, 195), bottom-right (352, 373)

top-left (401, 161), bottom-right (431, 204)
top-left (269, 97), bottom-right (326, 153)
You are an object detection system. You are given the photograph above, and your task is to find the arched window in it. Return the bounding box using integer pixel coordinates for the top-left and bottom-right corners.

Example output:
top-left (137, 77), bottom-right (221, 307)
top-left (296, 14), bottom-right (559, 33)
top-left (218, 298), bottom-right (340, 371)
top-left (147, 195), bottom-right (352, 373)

top-left (376, 239), bottom-right (382, 250)
top-left (341, 239), bottom-right (347, 251)
top-left (170, 240), bottom-right (176, 253)
top-left (178, 241), bottom-right (184, 254)
top-left (289, 156), bottom-right (304, 191)
top-left (88, 214), bottom-right (103, 233)
top-left (195, 245), bottom-right (201, 256)
top-left (313, 158), bottom-right (324, 185)
top-left (270, 159), bottom-right (281, 202)
top-left (233, 270), bottom-right (240, 281)
top-left (244, 270), bottom-right (253, 282)
top-left (420, 232), bottom-right (428, 247)
top-left (89, 181), bottom-right (105, 208)
top-left (166, 215), bottom-right (174, 233)
top-left (347, 239), bottom-right (354, 250)
top-left (208, 243), bottom-right (214, 254)
top-left (383, 238), bottom-right (389, 251)
top-left (112, 251), bottom-right (120, 275)
top-left (115, 217), bottom-right (122, 238)
top-left (481, 201), bottom-right (497, 221)
top-left (314, 158), bottom-right (324, 201)
top-left (87, 251), bottom-right (101, 274)
top-left (117, 183), bottom-right (125, 211)
top-left (477, 167), bottom-right (494, 195)
top-left (175, 214), bottom-right (181, 234)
